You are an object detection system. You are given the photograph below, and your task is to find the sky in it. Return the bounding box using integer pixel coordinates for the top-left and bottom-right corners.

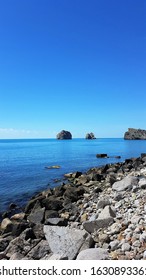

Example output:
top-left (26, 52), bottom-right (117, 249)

top-left (0, 0), bottom-right (145, 138)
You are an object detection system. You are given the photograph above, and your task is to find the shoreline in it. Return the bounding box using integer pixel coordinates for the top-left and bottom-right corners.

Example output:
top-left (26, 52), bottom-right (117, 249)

top-left (1, 154), bottom-right (146, 259)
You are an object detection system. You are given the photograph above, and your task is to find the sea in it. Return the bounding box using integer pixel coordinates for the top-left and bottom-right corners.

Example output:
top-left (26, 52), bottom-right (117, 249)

top-left (0, 138), bottom-right (146, 215)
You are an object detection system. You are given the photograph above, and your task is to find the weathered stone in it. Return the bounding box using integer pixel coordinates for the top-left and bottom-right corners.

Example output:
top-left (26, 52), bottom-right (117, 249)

top-left (98, 205), bottom-right (116, 219)
top-left (109, 240), bottom-right (120, 250)
top-left (27, 207), bottom-right (45, 224)
top-left (83, 206), bottom-right (115, 233)
top-left (0, 218), bottom-right (13, 233)
top-left (0, 237), bottom-right (11, 252)
top-left (112, 175), bottom-right (138, 192)
top-left (45, 210), bottom-right (59, 220)
top-left (85, 133), bottom-right (96, 139)
top-left (26, 240), bottom-right (50, 259)
top-left (124, 128), bottom-right (146, 140)
top-left (43, 225), bottom-right (91, 260)
top-left (32, 224), bottom-right (45, 239)
top-left (121, 243), bottom-right (131, 252)
top-left (138, 178), bottom-right (146, 189)
top-left (45, 218), bottom-right (68, 226)
top-left (11, 213), bottom-right (25, 221)
top-left (12, 221), bottom-right (29, 237)
top-left (42, 197), bottom-right (63, 210)
top-left (56, 130), bottom-right (72, 140)
top-left (97, 198), bottom-right (110, 209)
top-left (83, 218), bottom-right (114, 233)
top-left (25, 195), bottom-right (44, 214)
top-left (10, 252), bottom-right (24, 260)
top-left (76, 248), bottom-right (109, 260)
top-left (63, 186), bottom-right (84, 202)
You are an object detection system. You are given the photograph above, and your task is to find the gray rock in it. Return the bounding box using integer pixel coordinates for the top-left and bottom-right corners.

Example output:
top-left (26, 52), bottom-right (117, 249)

top-left (85, 133), bottom-right (96, 139)
top-left (138, 178), bottom-right (146, 189)
top-left (112, 175), bottom-right (138, 192)
top-left (45, 254), bottom-right (68, 260)
top-left (83, 218), bottom-right (114, 234)
top-left (83, 206), bottom-right (116, 233)
top-left (0, 237), bottom-right (12, 252)
top-left (108, 222), bottom-right (121, 234)
top-left (56, 130), bottom-right (72, 140)
top-left (26, 240), bottom-right (50, 259)
top-left (43, 225), bottom-right (91, 260)
top-left (0, 218), bottom-right (13, 233)
top-left (76, 248), bottom-right (109, 260)
top-left (45, 218), bottom-right (68, 226)
top-left (109, 240), bottom-right (120, 250)
top-left (121, 243), bottom-right (131, 251)
top-left (143, 251), bottom-right (146, 259)
top-left (10, 252), bottom-right (24, 260)
top-left (32, 224), bottom-right (45, 239)
top-left (98, 205), bottom-right (116, 219)
top-left (124, 128), bottom-right (146, 140)
top-left (27, 207), bottom-right (45, 224)
top-left (97, 198), bottom-right (110, 209)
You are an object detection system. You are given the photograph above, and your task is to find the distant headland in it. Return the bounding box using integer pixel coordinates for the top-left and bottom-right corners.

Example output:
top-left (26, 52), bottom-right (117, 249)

top-left (124, 128), bottom-right (146, 140)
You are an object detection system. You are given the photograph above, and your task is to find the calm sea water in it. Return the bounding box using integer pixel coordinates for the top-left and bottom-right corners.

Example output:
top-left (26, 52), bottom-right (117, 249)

top-left (0, 138), bottom-right (146, 214)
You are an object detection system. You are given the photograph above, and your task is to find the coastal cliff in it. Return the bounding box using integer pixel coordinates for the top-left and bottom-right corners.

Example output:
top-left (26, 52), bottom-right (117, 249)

top-left (124, 128), bottom-right (146, 140)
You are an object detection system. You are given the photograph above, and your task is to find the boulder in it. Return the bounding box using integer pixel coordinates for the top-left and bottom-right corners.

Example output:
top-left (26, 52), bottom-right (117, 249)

top-left (27, 207), bottom-right (45, 224)
top-left (76, 248), bottom-right (109, 260)
top-left (85, 133), bottom-right (96, 139)
top-left (42, 196), bottom-right (63, 210)
top-left (56, 130), bottom-right (72, 139)
top-left (45, 218), bottom-right (68, 226)
top-left (26, 240), bottom-right (50, 260)
top-left (124, 128), bottom-right (146, 140)
top-left (83, 206), bottom-right (116, 233)
top-left (0, 218), bottom-right (13, 233)
top-left (112, 175), bottom-right (138, 192)
top-left (43, 225), bottom-right (91, 260)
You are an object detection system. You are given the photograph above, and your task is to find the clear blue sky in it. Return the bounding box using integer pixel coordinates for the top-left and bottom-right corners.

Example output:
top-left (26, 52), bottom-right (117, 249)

top-left (0, 0), bottom-right (145, 138)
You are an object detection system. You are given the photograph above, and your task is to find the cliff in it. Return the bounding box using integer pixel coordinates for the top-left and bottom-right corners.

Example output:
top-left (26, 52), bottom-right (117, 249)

top-left (124, 128), bottom-right (146, 140)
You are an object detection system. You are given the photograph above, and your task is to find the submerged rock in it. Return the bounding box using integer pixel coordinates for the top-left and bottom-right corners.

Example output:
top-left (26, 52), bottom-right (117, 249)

top-left (96, 154), bottom-right (108, 158)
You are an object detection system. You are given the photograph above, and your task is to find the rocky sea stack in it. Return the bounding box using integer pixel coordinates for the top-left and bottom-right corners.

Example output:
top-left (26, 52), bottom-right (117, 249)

top-left (124, 128), bottom-right (146, 140)
top-left (56, 130), bottom-right (72, 140)
top-left (85, 133), bottom-right (96, 139)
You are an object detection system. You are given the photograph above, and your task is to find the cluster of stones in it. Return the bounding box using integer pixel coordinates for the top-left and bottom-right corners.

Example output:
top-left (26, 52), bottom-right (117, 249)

top-left (1, 154), bottom-right (146, 260)
top-left (56, 130), bottom-right (96, 139)
top-left (124, 128), bottom-right (146, 140)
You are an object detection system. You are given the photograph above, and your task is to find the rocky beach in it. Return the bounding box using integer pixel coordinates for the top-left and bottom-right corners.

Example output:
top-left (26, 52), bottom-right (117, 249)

top-left (1, 153), bottom-right (146, 260)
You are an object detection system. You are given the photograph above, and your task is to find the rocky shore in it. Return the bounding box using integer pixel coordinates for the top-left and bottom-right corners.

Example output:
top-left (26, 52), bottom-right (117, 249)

top-left (1, 154), bottom-right (146, 260)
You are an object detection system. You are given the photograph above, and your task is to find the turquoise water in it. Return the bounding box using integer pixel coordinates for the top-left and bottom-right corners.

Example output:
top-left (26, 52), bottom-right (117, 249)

top-left (0, 138), bottom-right (146, 213)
